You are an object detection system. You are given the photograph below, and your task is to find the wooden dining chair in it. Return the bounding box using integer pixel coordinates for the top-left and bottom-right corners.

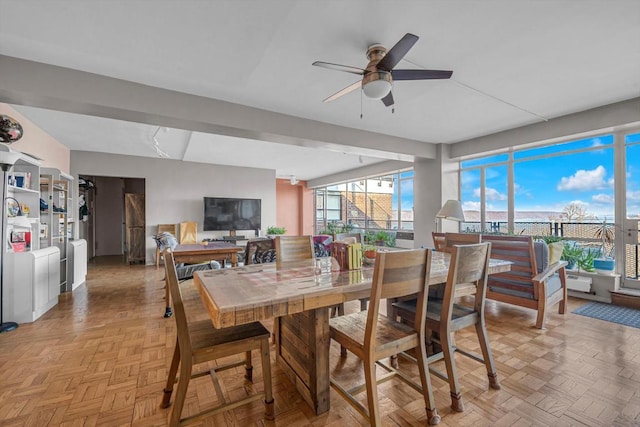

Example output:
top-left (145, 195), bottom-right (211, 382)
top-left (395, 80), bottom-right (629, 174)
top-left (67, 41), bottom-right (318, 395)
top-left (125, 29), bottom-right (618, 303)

top-left (393, 242), bottom-right (500, 413)
top-left (161, 250), bottom-right (274, 425)
top-left (179, 221), bottom-right (198, 244)
top-left (329, 249), bottom-right (440, 426)
top-left (274, 235), bottom-right (314, 263)
top-left (432, 232), bottom-right (446, 251)
top-left (156, 223), bottom-right (178, 268)
top-left (443, 232), bottom-right (481, 253)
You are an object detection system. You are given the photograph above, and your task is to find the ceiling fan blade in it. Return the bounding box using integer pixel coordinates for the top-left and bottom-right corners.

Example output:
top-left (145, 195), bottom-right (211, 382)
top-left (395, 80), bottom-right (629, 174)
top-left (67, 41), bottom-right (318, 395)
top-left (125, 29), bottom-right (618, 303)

top-left (323, 80), bottom-right (362, 102)
top-left (376, 33), bottom-right (419, 71)
top-left (391, 69), bottom-right (453, 80)
top-left (312, 61), bottom-right (367, 76)
top-left (381, 91), bottom-right (394, 107)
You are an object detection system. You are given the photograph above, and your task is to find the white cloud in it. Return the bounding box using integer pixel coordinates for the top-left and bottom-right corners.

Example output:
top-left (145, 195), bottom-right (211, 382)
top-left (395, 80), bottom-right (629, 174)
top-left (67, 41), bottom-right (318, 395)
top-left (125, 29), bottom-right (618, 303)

top-left (628, 190), bottom-right (640, 201)
top-left (472, 187), bottom-right (506, 201)
top-left (557, 165), bottom-right (608, 191)
top-left (486, 187), bottom-right (507, 201)
top-left (462, 201), bottom-right (481, 210)
top-left (592, 193), bottom-right (614, 204)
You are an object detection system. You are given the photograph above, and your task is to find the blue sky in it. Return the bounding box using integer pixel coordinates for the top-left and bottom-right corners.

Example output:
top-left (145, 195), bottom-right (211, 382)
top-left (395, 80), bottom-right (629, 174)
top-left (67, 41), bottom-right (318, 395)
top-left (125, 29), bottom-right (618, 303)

top-left (461, 133), bottom-right (640, 220)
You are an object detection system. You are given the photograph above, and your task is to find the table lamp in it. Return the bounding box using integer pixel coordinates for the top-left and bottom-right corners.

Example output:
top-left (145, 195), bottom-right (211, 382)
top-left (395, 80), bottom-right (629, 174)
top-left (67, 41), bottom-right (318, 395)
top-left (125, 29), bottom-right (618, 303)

top-left (435, 200), bottom-right (465, 232)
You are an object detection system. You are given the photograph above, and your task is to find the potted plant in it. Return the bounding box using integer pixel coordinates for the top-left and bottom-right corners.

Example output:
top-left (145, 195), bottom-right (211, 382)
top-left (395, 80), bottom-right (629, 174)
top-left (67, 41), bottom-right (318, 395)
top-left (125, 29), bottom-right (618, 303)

top-left (367, 230), bottom-right (395, 247)
top-left (592, 220), bottom-right (615, 274)
top-left (266, 226), bottom-right (286, 237)
top-left (561, 242), bottom-right (583, 270)
top-left (362, 244), bottom-right (377, 264)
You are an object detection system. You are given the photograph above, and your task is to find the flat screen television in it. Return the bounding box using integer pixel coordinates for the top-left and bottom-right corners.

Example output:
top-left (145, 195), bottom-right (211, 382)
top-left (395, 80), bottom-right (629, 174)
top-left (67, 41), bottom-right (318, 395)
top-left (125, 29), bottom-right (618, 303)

top-left (203, 197), bottom-right (261, 231)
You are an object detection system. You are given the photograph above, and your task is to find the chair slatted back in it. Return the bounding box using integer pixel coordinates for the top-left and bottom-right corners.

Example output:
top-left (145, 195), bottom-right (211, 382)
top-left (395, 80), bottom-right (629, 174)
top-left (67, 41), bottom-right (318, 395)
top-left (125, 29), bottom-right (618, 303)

top-left (366, 249), bottom-right (432, 350)
top-left (275, 235), bottom-right (314, 263)
top-left (481, 235), bottom-right (538, 299)
top-left (158, 223), bottom-right (177, 235)
top-left (179, 221), bottom-right (198, 244)
top-left (442, 242), bottom-right (492, 323)
top-left (163, 250), bottom-right (192, 355)
top-left (432, 232), bottom-right (446, 251)
top-left (444, 232), bottom-right (481, 253)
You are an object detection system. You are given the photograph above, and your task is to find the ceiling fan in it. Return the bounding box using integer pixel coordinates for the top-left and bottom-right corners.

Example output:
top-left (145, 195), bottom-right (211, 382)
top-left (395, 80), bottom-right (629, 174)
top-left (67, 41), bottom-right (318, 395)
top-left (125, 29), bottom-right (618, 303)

top-left (312, 33), bottom-right (452, 108)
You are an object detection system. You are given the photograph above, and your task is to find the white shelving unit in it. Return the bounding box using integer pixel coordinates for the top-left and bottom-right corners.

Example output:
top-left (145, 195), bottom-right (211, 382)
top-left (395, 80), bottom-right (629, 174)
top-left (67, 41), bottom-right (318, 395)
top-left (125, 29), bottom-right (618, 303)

top-left (40, 168), bottom-right (75, 293)
top-left (2, 150), bottom-right (63, 323)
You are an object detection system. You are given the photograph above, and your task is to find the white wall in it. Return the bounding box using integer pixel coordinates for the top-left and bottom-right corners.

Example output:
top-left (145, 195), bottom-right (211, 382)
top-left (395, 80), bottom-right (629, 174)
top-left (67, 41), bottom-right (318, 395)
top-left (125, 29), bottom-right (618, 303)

top-left (70, 151), bottom-right (276, 264)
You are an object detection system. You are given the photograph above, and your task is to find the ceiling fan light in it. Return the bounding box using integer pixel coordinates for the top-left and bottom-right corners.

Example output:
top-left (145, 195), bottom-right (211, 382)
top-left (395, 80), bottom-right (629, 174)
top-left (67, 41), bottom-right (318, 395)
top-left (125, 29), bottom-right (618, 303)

top-left (362, 71), bottom-right (392, 99)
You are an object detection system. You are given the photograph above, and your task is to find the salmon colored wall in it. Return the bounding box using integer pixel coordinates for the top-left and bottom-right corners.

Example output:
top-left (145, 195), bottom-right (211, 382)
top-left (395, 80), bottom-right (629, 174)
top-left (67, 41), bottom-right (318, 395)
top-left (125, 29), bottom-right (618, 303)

top-left (0, 103), bottom-right (70, 173)
top-left (275, 179), bottom-right (314, 235)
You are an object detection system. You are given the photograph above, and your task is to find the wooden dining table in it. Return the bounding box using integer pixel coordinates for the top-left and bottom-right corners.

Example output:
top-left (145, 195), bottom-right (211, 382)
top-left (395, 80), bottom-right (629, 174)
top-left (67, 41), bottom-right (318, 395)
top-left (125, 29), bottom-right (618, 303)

top-left (163, 242), bottom-right (243, 317)
top-left (193, 251), bottom-right (512, 415)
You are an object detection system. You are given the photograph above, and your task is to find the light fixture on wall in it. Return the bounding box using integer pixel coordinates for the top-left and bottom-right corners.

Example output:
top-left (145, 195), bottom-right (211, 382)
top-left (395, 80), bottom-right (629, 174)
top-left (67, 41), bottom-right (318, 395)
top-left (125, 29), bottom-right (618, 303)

top-left (0, 115), bottom-right (24, 144)
top-left (290, 175), bottom-right (299, 185)
top-left (435, 199), bottom-right (465, 232)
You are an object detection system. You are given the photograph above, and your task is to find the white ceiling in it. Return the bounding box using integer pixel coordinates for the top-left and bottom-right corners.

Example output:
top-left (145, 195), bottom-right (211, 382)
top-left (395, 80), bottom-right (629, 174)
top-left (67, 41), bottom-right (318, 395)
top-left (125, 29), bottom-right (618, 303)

top-left (1, 0), bottom-right (639, 180)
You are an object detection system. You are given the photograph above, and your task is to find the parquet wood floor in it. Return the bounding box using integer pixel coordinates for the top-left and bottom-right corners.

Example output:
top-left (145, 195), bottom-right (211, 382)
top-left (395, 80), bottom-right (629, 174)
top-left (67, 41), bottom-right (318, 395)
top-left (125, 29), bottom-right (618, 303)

top-left (1, 258), bottom-right (639, 426)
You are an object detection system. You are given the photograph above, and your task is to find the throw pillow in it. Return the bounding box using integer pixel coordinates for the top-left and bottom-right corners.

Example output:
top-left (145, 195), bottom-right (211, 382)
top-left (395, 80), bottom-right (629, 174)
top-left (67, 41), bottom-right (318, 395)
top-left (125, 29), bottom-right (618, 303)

top-left (153, 231), bottom-right (178, 251)
top-left (549, 241), bottom-right (564, 265)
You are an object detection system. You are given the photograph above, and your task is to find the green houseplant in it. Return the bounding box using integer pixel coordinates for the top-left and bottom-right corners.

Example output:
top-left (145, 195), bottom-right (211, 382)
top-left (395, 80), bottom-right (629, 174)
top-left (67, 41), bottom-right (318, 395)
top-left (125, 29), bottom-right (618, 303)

top-left (592, 220), bottom-right (615, 273)
top-left (561, 242), bottom-right (582, 270)
top-left (266, 226), bottom-right (286, 236)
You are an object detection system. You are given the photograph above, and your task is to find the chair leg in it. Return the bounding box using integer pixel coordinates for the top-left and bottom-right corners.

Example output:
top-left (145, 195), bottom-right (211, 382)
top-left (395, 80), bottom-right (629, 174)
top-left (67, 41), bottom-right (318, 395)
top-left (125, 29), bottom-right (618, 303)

top-left (260, 339), bottom-right (275, 421)
top-left (415, 338), bottom-right (441, 425)
top-left (440, 330), bottom-right (464, 412)
top-left (363, 357), bottom-right (381, 426)
top-left (161, 340), bottom-right (180, 408)
top-left (535, 297), bottom-right (547, 329)
top-left (244, 350), bottom-right (253, 381)
top-left (474, 321), bottom-right (500, 390)
top-left (168, 354), bottom-right (193, 426)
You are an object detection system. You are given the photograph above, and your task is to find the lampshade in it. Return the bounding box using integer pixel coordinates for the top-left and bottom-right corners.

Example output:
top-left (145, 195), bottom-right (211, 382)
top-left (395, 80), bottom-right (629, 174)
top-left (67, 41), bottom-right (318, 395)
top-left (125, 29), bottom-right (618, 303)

top-left (362, 71), bottom-right (392, 99)
top-left (436, 200), bottom-right (465, 222)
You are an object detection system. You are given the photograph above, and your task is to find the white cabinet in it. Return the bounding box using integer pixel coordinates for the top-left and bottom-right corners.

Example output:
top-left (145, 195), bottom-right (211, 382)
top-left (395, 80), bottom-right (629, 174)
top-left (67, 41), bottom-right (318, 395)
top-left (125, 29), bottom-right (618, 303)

top-left (68, 239), bottom-right (87, 290)
top-left (5, 246), bottom-right (60, 323)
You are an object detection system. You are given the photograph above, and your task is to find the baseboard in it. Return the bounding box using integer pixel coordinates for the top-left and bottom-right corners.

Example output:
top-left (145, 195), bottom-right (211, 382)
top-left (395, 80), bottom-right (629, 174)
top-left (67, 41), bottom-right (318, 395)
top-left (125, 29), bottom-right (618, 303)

top-left (568, 290), bottom-right (610, 303)
top-left (609, 290), bottom-right (640, 310)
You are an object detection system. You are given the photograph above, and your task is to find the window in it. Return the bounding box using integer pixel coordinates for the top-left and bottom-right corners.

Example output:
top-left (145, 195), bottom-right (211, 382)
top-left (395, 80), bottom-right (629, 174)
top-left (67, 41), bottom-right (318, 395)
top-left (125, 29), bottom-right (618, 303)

top-left (313, 169), bottom-right (414, 235)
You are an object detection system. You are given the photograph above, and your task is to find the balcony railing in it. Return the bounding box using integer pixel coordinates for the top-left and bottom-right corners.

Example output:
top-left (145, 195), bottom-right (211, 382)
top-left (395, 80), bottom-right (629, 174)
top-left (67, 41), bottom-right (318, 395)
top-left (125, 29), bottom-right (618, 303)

top-left (462, 220), bottom-right (639, 280)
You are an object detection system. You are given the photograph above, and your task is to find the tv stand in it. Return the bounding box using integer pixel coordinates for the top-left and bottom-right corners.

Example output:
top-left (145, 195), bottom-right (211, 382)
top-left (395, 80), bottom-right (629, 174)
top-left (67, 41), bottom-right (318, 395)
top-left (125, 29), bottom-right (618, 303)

top-left (221, 235), bottom-right (245, 242)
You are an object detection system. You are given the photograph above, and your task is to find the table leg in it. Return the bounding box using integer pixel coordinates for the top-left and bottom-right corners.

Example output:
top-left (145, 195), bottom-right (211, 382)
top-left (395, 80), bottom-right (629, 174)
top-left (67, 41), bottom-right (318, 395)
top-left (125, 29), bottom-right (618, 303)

top-left (276, 308), bottom-right (330, 415)
top-left (231, 252), bottom-right (238, 267)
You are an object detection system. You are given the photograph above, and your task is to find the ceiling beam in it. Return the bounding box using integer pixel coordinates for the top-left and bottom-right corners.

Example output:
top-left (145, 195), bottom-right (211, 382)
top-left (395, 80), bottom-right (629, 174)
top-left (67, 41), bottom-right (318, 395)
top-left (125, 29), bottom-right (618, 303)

top-left (0, 55), bottom-right (436, 161)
